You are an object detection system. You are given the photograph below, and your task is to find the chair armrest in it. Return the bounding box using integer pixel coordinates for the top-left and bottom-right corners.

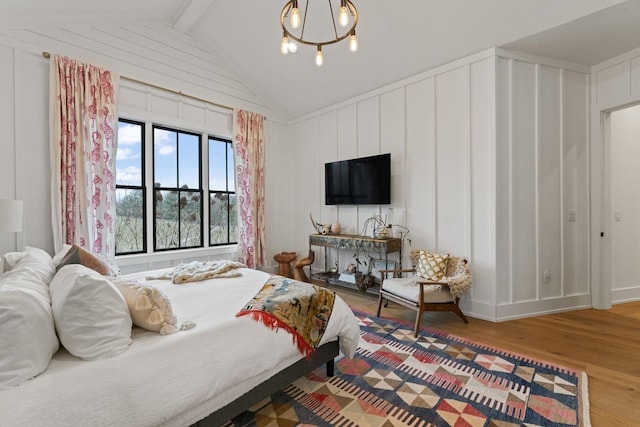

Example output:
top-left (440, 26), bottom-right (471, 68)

top-left (379, 268), bottom-right (415, 274)
top-left (415, 279), bottom-right (446, 286)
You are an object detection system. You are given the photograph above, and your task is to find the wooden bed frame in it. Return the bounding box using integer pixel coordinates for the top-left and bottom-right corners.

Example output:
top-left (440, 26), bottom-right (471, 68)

top-left (191, 340), bottom-right (340, 426)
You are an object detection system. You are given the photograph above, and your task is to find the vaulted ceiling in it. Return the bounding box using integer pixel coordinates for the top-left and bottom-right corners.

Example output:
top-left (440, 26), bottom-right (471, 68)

top-left (3, 0), bottom-right (640, 120)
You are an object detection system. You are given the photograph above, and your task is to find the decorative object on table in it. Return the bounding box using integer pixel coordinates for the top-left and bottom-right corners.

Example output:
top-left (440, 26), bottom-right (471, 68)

top-left (353, 253), bottom-right (376, 293)
top-left (293, 249), bottom-right (315, 283)
top-left (377, 249), bottom-right (472, 337)
top-left (359, 214), bottom-right (391, 239)
top-left (338, 270), bottom-right (361, 284)
top-left (330, 222), bottom-right (341, 234)
top-left (309, 213), bottom-right (322, 234)
top-left (230, 309), bottom-right (589, 427)
top-left (309, 213), bottom-right (332, 235)
top-left (273, 252), bottom-right (297, 278)
top-left (330, 262), bottom-right (338, 273)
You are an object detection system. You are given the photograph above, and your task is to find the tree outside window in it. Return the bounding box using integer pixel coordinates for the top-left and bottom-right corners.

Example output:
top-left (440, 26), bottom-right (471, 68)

top-left (209, 137), bottom-right (237, 245)
top-left (115, 119), bottom-right (145, 255)
top-left (153, 126), bottom-right (203, 251)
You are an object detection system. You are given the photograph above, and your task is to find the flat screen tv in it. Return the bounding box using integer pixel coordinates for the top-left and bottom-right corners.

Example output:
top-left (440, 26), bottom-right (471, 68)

top-left (325, 153), bottom-right (391, 205)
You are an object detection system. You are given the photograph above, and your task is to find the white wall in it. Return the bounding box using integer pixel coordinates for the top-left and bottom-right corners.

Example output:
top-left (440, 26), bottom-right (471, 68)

top-left (280, 50), bottom-right (498, 319)
top-left (0, 24), bottom-right (285, 272)
top-left (590, 46), bottom-right (640, 308)
top-left (276, 48), bottom-right (592, 321)
top-left (495, 52), bottom-right (591, 319)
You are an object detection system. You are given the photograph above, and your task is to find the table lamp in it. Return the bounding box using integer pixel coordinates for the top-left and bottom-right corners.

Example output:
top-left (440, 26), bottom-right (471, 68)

top-left (0, 199), bottom-right (24, 233)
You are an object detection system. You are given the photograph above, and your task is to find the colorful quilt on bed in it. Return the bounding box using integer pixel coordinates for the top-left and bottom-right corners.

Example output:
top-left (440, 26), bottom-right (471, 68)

top-left (236, 275), bottom-right (335, 358)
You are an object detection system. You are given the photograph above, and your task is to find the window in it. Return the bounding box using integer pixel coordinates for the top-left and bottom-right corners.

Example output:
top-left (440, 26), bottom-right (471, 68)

top-left (209, 137), bottom-right (237, 245)
top-left (153, 126), bottom-right (203, 251)
top-left (115, 119), bottom-right (146, 255)
top-left (115, 120), bottom-right (236, 255)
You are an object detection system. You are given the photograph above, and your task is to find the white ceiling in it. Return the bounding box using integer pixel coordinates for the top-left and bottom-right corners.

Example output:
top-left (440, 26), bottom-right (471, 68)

top-left (3, 0), bottom-right (640, 120)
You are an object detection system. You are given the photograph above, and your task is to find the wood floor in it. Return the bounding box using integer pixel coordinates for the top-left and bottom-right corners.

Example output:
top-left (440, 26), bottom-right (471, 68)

top-left (332, 285), bottom-right (640, 426)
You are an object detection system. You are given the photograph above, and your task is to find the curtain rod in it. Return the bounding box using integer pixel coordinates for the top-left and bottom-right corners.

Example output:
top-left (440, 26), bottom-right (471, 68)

top-left (42, 51), bottom-right (233, 112)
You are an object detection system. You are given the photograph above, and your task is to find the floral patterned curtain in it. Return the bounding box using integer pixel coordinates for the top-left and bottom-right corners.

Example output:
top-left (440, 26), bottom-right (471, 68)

top-left (233, 109), bottom-right (266, 268)
top-left (49, 54), bottom-right (119, 258)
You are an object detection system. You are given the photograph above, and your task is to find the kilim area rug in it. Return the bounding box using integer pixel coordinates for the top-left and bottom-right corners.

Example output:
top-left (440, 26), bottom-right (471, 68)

top-left (229, 309), bottom-right (590, 427)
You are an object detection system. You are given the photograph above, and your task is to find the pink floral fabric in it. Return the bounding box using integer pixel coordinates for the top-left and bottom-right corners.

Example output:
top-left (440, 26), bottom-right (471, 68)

top-left (50, 55), bottom-right (119, 259)
top-left (233, 109), bottom-right (266, 269)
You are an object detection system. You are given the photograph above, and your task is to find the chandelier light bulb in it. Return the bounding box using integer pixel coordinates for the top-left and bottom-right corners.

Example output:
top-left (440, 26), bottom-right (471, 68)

top-left (349, 31), bottom-right (358, 52)
top-left (315, 46), bottom-right (323, 66)
top-left (288, 42), bottom-right (298, 53)
top-left (281, 34), bottom-right (289, 54)
top-left (291, 4), bottom-right (300, 28)
top-left (339, 5), bottom-right (349, 27)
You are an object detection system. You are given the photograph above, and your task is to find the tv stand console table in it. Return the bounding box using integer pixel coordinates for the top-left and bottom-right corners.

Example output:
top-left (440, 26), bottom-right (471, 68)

top-left (308, 234), bottom-right (402, 295)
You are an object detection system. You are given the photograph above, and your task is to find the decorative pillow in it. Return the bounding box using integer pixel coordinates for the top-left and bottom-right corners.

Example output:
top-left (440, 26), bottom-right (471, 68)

top-left (1, 251), bottom-right (27, 274)
top-left (416, 250), bottom-right (449, 281)
top-left (0, 249), bottom-right (59, 389)
top-left (55, 244), bottom-right (114, 276)
top-left (50, 264), bottom-right (132, 360)
top-left (115, 280), bottom-right (195, 335)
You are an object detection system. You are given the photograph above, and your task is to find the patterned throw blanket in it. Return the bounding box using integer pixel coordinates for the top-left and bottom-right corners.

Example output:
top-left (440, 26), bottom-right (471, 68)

top-left (236, 275), bottom-right (335, 358)
top-left (146, 260), bottom-right (246, 284)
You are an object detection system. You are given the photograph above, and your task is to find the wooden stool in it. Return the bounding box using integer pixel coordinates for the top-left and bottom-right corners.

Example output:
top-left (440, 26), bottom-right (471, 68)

top-left (293, 250), bottom-right (315, 283)
top-left (274, 252), bottom-right (297, 278)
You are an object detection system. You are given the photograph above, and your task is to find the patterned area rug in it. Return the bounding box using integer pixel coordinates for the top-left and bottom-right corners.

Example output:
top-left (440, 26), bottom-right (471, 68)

top-left (229, 310), bottom-right (590, 426)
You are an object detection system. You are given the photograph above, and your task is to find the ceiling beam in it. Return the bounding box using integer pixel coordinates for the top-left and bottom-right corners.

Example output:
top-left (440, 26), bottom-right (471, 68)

top-left (173, 0), bottom-right (214, 33)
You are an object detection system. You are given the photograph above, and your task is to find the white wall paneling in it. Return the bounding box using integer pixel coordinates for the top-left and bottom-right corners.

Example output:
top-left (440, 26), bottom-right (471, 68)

top-left (562, 70), bottom-right (589, 298)
top-left (469, 58), bottom-right (496, 314)
top-left (494, 51), bottom-right (590, 320)
top-left (0, 46), bottom-right (18, 255)
top-left (538, 65), bottom-right (562, 299)
top-left (283, 50), bottom-right (501, 320)
top-left (276, 47), bottom-right (591, 321)
top-left (405, 77), bottom-right (436, 253)
top-left (509, 59), bottom-right (537, 304)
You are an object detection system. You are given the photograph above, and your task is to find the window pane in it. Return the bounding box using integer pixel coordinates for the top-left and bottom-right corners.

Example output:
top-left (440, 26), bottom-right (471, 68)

top-left (227, 144), bottom-right (235, 192)
top-left (180, 191), bottom-right (202, 247)
top-left (115, 188), bottom-right (144, 253)
top-left (155, 190), bottom-right (179, 249)
top-left (209, 138), bottom-right (227, 191)
top-left (116, 122), bottom-right (142, 186)
top-left (154, 128), bottom-right (177, 188)
top-left (210, 192), bottom-right (229, 244)
top-left (229, 193), bottom-right (238, 243)
top-left (179, 133), bottom-right (200, 190)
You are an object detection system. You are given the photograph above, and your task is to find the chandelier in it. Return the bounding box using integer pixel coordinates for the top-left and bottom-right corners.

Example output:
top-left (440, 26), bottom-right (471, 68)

top-left (280, 0), bottom-right (358, 66)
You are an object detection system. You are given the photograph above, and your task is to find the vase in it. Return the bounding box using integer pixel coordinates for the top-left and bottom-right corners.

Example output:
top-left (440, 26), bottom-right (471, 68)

top-left (331, 222), bottom-right (341, 234)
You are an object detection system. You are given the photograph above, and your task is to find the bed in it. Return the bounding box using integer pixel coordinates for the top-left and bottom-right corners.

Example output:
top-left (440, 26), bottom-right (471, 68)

top-left (0, 247), bottom-right (361, 427)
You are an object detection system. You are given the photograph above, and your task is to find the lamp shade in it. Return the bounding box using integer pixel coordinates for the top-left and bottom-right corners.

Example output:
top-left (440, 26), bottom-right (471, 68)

top-left (0, 199), bottom-right (24, 232)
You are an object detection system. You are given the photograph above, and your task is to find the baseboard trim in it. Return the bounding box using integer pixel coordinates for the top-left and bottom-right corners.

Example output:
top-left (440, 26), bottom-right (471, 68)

top-left (494, 294), bottom-right (592, 321)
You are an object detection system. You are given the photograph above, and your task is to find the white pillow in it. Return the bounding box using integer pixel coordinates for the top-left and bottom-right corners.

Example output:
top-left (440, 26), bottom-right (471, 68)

top-left (0, 249), bottom-right (59, 389)
top-left (50, 265), bottom-right (132, 360)
top-left (116, 280), bottom-right (195, 335)
top-left (1, 252), bottom-right (26, 274)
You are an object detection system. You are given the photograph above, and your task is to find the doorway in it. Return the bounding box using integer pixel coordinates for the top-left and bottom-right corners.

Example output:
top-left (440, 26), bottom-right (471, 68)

top-left (602, 103), bottom-right (640, 306)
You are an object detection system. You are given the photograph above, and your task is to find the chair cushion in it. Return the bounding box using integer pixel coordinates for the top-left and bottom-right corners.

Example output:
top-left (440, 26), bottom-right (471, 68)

top-left (416, 250), bottom-right (449, 281)
top-left (382, 277), bottom-right (454, 303)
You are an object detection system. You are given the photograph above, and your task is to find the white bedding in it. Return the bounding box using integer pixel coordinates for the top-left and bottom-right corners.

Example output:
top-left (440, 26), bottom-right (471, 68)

top-left (0, 267), bottom-right (360, 427)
